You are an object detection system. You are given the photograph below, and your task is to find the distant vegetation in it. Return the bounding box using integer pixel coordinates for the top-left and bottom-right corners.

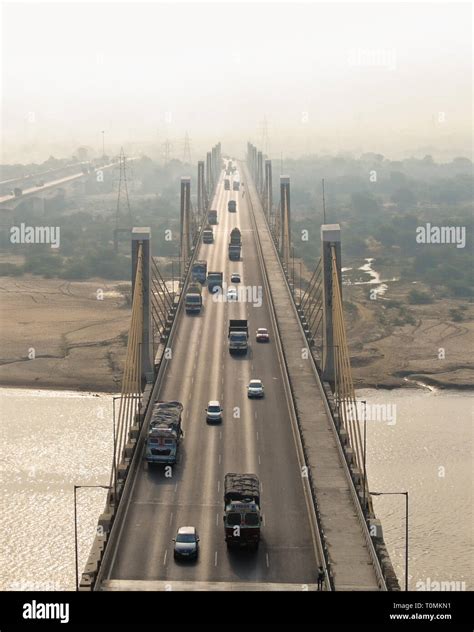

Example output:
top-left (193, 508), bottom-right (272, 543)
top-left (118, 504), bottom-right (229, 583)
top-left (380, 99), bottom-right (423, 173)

top-left (0, 157), bottom-right (194, 280)
top-left (281, 153), bottom-right (473, 298)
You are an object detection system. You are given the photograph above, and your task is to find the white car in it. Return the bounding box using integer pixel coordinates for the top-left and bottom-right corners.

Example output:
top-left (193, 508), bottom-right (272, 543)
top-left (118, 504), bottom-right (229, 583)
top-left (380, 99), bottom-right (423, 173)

top-left (227, 287), bottom-right (238, 301)
top-left (206, 400), bottom-right (223, 423)
top-left (247, 379), bottom-right (264, 399)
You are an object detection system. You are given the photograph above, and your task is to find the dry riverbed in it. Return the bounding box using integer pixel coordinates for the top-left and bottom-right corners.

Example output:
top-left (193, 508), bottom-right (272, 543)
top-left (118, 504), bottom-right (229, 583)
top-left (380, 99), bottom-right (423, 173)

top-left (0, 270), bottom-right (472, 391)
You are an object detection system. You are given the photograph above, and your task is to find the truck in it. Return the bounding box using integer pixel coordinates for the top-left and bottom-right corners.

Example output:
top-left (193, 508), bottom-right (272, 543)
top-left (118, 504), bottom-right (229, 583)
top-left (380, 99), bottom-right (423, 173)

top-left (228, 227), bottom-right (241, 261)
top-left (223, 473), bottom-right (262, 549)
top-left (13, 187), bottom-right (23, 197)
top-left (232, 178), bottom-right (240, 191)
top-left (191, 260), bottom-right (207, 284)
top-left (228, 200), bottom-right (237, 213)
top-left (224, 179), bottom-right (230, 190)
top-left (202, 226), bottom-right (214, 244)
top-left (207, 271), bottom-right (223, 293)
top-left (145, 401), bottom-right (183, 465)
top-left (208, 209), bottom-right (218, 225)
top-left (228, 319), bottom-right (248, 354)
top-left (185, 282), bottom-right (202, 314)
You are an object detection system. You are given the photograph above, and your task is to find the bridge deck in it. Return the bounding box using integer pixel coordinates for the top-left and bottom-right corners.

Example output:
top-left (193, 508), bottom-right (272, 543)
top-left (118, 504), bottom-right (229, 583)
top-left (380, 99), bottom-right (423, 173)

top-left (244, 163), bottom-right (382, 591)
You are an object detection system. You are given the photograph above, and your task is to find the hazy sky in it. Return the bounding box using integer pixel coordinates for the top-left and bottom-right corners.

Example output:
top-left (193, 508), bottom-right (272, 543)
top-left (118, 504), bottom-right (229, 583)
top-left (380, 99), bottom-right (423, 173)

top-left (1, 1), bottom-right (472, 162)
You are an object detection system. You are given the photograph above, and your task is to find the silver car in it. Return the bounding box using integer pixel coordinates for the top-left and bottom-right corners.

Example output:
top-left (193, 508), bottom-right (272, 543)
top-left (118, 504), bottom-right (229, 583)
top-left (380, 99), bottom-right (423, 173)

top-left (247, 379), bottom-right (264, 399)
top-left (206, 400), bottom-right (223, 423)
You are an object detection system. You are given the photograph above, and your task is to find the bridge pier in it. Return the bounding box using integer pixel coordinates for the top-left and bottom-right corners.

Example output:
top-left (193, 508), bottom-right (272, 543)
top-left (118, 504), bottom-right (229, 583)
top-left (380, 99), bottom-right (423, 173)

top-left (206, 151), bottom-right (212, 197)
top-left (279, 175), bottom-right (291, 267)
top-left (197, 160), bottom-right (205, 220)
top-left (264, 159), bottom-right (272, 220)
top-left (131, 227), bottom-right (154, 383)
top-left (257, 150), bottom-right (263, 195)
top-left (321, 223), bottom-right (342, 386)
top-left (180, 177), bottom-right (191, 269)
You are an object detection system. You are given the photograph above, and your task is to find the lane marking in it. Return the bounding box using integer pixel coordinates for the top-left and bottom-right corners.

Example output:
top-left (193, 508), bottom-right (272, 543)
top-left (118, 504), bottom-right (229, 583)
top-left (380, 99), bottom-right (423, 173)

top-left (174, 482), bottom-right (178, 493)
top-left (256, 431), bottom-right (259, 441)
top-left (219, 454), bottom-right (222, 464)
top-left (163, 550), bottom-right (168, 566)
top-left (216, 512), bottom-right (219, 527)
top-left (217, 480), bottom-right (220, 493)
top-left (266, 553), bottom-right (270, 568)
top-left (215, 551), bottom-right (218, 567)
top-left (258, 455), bottom-right (261, 465)
top-left (262, 513), bottom-right (266, 526)
top-left (169, 512), bottom-right (173, 525)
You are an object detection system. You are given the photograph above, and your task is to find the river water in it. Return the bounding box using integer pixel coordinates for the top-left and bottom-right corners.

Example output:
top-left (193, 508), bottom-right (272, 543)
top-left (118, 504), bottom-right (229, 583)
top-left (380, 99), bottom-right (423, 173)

top-left (0, 389), bottom-right (113, 591)
top-left (1, 387), bottom-right (472, 591)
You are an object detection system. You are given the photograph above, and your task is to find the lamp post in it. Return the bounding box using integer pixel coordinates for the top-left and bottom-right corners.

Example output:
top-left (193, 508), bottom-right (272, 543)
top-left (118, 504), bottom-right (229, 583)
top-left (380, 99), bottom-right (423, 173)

top-left (370, 491), bottom-right (409, 591)
top-left (74, 484), bottom-right (111, 591)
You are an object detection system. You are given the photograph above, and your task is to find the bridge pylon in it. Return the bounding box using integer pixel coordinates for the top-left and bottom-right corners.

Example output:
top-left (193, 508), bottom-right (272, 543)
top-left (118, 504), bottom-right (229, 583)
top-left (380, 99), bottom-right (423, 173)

top-left (206, 151), bottom-right (212, 197)
top-left (257, 150), bottom-right (263, 195)
top-left (279, 175), bottom-right (291, 268)
top-left (264, 159), bottom-right (272, 220)
top-left (197, 160), bottom-right (205, 220)
top-left (321, 223), bottom-right (342, 385)
top-left (131, 227), bottom-right (154, 383)
top-left (180, 177), bottom-right (191, 269)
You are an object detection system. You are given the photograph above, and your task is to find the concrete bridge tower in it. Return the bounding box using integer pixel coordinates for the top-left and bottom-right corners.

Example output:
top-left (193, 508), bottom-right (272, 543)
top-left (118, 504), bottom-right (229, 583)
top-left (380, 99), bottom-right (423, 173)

top-left (279, 176), bottom-right (291, 267)
top-left (131, 227), bottom-right (154, 383)
top-left (180, 177), bottom-right (191, 268)
top-left (264, 159), bottom-right (272, 220)
top-left (197, 161), bottom-right (205, 220)
top-left (321, 224), bottom-right (342, 385)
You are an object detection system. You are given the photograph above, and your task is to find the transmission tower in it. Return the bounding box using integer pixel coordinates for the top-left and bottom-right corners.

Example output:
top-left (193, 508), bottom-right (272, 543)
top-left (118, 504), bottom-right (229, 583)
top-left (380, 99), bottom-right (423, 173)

top-left (182, 131), bottom-right (192, 164)
top-left (162, 139), bottom-right (172, 165)
top-left (114, 147), bottom-right (133, 251)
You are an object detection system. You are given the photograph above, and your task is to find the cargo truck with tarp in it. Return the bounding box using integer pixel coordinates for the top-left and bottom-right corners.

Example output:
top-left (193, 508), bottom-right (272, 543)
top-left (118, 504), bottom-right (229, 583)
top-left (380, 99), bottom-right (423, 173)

top-left (228, 227), bottom-right (241, 261)
top-left (228, 319), bottom-right (248, 353)
top-left (208, 209), bottom-right (218, 225)
top-left (145, 401), bottom-right (183, 465)
top-left (191, 260), bottom-right (207, 284)
top-left (207, 271), bottom-right (223, 293)
top-left (185, 282), bottom-right (202, 314)
top-left (223, 473), bottom-right (262, 549)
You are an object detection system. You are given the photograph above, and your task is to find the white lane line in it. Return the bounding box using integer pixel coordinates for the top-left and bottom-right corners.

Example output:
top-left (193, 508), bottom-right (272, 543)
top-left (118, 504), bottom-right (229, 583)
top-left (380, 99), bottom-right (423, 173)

top-left (258, 455), bottom-right (261, 465)
top-left (174, 482), bottom-right (178, 493)
top-left (169, 512), bottom-right (173, 525)
top-left (191, 375), bottom-right (194, 384)
top-left (217, 480), bottom-right (220, 493)
top-left (216, 512), bottom-right (219, 527)
top-left (163, 550), bottom-right (168, 566)
top-left (254, 411), bottom-right (258, 419)
top-left (222, 376), bottom-right (224, 384)
top-left (261, 482), bottom-right (264, 492)
top-left (215, 551), bottom-right (218, 567)
top-left (262, 513), bottom-right (266, 526)
top-left (219, 431), bottom-right (222, 440)
top-left (256, 431), bottom-right (259, 441)
top-left (219, 454), bottom-right (222, 464)
top-left (266, 553), bottom-right (270, 568)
